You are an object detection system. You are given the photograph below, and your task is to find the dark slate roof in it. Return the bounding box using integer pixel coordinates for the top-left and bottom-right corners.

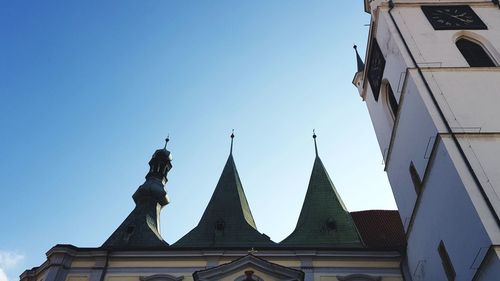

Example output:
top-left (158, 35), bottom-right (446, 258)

top-left (351, 210), bottom-right (406, 250)
top-left (102, 145), bottom-right (172, 249)
top-left (173, 154), bottom-right (275, 248)
top-left (354, 45), bottom-right (365, 73)
top-left (280, 156), bottom-right (363, 248)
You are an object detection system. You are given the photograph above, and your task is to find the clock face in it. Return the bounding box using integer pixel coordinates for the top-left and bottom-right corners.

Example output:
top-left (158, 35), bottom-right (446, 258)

top-left (367, 39), bottom-right (385, 101)
top-left (422, 5), bottom-right (487, 30)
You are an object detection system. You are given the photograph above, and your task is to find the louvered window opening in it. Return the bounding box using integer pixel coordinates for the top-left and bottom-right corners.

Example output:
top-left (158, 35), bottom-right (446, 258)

top-left (456, 38), bottom-right (496, 67)
top-left (387, 83), bottom-right (398, 119)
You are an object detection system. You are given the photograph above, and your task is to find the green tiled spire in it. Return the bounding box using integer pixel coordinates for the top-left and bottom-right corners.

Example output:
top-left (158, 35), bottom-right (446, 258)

top-left (280, 133), bottom-right (363, 248)
top-left (173, 134), bottom-right (274, 248)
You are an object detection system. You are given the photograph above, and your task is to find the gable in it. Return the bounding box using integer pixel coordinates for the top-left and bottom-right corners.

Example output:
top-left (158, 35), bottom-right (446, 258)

top-left (193, 254), bottom-right (304, 281)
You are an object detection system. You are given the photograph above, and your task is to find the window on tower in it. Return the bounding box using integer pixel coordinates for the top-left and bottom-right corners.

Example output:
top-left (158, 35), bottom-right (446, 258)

top-left (456, 38), bottom-right (496, 67)
top-left (367, 39), bottom-right (386, 101)
top-left (438, 241), bottom-right (456, 281)
top-left (386, 83), bottom-right (398, 119)
top-left (409, 162), bottom-right (422, 196)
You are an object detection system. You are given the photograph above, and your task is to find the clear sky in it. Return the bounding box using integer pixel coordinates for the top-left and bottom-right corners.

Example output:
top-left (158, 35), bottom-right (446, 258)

top-left (0, 1), bottom-right (396, 281)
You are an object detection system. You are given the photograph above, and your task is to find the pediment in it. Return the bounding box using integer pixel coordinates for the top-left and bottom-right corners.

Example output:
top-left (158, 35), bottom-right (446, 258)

top-left (193, 254), bottom-right (303, 281)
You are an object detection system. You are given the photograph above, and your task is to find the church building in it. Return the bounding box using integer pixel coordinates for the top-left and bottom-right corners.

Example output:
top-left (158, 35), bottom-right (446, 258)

top-left (353, 0), bottom-right (500, 280)
top-left (20, 0), bottom-right (500, 281)
top-left (20, 134), bottom-right (406, 281)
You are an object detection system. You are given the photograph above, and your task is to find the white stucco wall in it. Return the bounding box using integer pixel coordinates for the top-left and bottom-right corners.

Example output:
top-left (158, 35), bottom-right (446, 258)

top-left (475, 247), bottom-right (500, 281)
top-left (362, 5), bottom-right (414, 162)
top-left (361, 1), bottom-right (500, 281)
top-left (407, 138), bottom-right (491, 281)
top-left (391, 3), bottom-right (500, 68)
top-left (456, 135), bottom-right (500, 243)
top-left (421, 69), bottom-right (500, 132)
top-left (384, 74), bottom-right (438, 230)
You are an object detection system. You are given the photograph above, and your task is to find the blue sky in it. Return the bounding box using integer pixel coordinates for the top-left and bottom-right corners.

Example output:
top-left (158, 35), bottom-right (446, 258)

top-left (0, 1), bottom-right (395, 280)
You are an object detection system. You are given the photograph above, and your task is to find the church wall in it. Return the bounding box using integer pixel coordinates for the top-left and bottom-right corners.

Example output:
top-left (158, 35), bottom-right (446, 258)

top-left (361, 9), bottom-right (411, 164)
top-left (475, 246), bottom-right (500, 281)
top-left (311, 260), bottom-right (400, 268)
top-left (71, 260), bottom-right (96, 268)
top-left (384, 73), bottom-right (438, 231)
top-left (363, 81), bottom-right (394, 161)
top-left (415, 52), bottom-right (500, 243)
top-left (30, 250), bottom-right (403, 281)
top-left (216, 268), bottom-right (279, 281)
top-left (361, 8), bottom-right (442, 232)
top-left (361, 2), bottom-right (500, 280)
top-left (420, 69), bottom-right (500, 132)
top-left (383, 67), bottom-right (500, 234)
top-left (406, 138), bottom-right (492, 281)
top-left (313, 273), bottom-right (402, 281)
top-left (314, 274), bottom-right (403, 281)
top-left (459, 136), bottom-right (500, 214)
top-left (452, 135), bottom-right (500, 243)
top-left (106, 277), bottom-right (139, 281)
top-left (108, 259), bottom-right (207, 267)
top-left (390, 2), bottom-right (500, 68)
top-left (66, 276), bottom-right (89, 281)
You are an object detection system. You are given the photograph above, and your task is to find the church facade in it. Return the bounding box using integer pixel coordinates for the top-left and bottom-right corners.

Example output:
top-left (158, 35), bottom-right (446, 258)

top-left (353, 0), bottom-right (500, 280)
top-left (20, 135), bottom-right (405, 281)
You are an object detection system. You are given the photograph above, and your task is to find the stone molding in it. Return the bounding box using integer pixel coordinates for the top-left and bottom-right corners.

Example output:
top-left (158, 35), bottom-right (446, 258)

top-left (193, 254), bottom-right (304, 281)
top-left (338, 274), bottom-right (381, 281)
top-left (140, 274), bottom-right (184, 281)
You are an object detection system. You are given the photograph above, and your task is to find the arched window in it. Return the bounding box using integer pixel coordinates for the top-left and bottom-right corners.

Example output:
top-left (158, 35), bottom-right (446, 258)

top-left (386, 83), bottom-right (398, 119)
top-left (456, 38), bottom-right (496, 67)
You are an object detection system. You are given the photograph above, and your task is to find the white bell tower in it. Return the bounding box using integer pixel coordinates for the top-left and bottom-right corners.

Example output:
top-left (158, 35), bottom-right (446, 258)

top-left (354, 0), bottom-right (500, 280)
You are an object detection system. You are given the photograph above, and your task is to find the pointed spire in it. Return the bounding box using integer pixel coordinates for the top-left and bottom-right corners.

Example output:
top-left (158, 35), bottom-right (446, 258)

top-left (313, 129), bottom-right (318, 157)
top-left (173, 144), bottom-right (275, 248)
top-left (230, 129), bottom-right (235, 155)
top-left (353, 44), bottom-right (365, 73)
top-left (280, 140), bottom-right (363, 248)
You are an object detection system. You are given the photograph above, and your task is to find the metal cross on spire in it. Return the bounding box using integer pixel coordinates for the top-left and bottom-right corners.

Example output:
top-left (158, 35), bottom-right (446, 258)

top-left (353, 44), bottom-right (365, 73)
top-left (164, 135), bottom-right (170, 149)
top-left (313, 129), bottom-right (318, 157)
top-left (230, 129), bottom-right (235, 155)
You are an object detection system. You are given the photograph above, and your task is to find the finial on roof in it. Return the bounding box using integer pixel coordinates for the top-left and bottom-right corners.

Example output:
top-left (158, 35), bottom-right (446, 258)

top-left (230, 129), bottom-right (235, 155)
top-left (353, 44), bottom-right (365, 73)
top-left (247, 247), bottom-right (258, 255)
top-left (164, 135), bottom-right (170, 149)
top-left (313, 129), bottom-right (318, 157)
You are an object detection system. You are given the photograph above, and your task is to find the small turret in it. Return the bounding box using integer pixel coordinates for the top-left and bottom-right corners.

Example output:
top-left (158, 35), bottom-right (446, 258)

top-left (352, 44), bottom-right (366, 99)
top-left (103, 138), bottom-right (173, 249)
top-left (133, 138), bottom-right (172, 206)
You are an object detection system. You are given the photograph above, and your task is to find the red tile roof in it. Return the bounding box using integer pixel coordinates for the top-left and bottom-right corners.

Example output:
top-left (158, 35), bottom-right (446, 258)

top-left (351, 210), bottom-right (406, 250)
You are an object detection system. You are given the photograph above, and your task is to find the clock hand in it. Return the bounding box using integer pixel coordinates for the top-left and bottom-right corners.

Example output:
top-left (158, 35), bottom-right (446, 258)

top-left (448, 14), bottom-right (473, 23)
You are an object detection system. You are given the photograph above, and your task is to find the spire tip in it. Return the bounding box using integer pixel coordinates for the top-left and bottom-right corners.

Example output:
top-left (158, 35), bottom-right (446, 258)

top-left (230, 129), bottom-right (234, 154)
top-left (313, 129), bottom-right (318, 156)
top-left (164, 135), bottom-right (170, 149)
top-left (353, 44), bottom-right (365, 73)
